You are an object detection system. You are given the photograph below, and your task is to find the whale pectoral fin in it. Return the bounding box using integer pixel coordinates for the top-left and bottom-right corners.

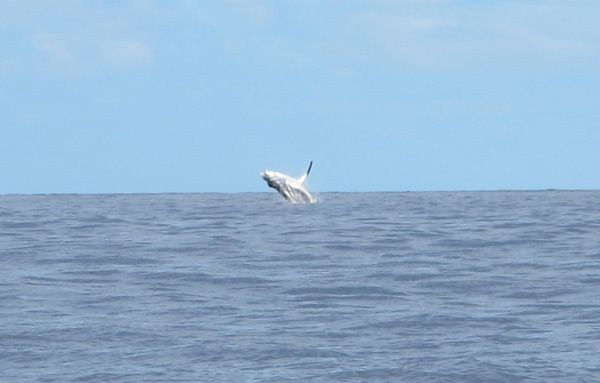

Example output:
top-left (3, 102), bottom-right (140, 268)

top-left (297, 161), bottom-right (313, 184)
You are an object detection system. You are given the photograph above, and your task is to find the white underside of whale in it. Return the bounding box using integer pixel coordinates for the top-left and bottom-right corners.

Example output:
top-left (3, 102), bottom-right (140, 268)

top-left (261, 162), bottom-right (315, 203)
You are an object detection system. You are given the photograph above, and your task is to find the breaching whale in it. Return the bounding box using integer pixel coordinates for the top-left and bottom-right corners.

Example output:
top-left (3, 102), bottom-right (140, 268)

top-left (261, 162), bottom-right (316, 203)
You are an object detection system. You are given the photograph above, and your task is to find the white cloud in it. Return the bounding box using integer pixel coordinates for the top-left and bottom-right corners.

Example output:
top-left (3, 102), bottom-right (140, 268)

top-left (104, 40), bottom-right (152, 67)
top-left (330, 2), bottom-right (600, 70)
top-left (29, 32), bottom-right (153, 74)
top-left (1, 2), bottom-right (157, 76)
top-left (503, 27), bottom-right (595, 57)
top-left (0, 59), bottom-right (12, 75)
top-left (3, 1), bottom-right (599, 78)
top-left (33, 32), bottom-right (73, 62)
top-left (340, 10), bottom-right (462, 67)
top-left (29, 32), bottom-right (83, 74)
top-left (405, 16), bottom-right (457, 33)
top-left (228, 0), bottom-right (273, 28)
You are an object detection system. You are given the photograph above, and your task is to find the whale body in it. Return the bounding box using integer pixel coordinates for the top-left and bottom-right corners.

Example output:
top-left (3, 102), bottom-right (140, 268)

top-left (261, 162), bottom-right (315, 203)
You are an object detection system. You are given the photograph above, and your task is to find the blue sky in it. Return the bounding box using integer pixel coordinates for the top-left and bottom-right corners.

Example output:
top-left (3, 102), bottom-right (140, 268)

top-left (2, 1), bottom-right (599, 193)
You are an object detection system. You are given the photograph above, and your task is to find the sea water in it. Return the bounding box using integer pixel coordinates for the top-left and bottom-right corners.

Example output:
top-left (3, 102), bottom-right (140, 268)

top-left (1, 192), bottom-right (599, 382)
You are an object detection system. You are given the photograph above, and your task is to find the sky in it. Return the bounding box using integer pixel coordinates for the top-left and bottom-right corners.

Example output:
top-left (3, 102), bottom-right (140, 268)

top-left (1, 0), bottom-right (600, 194)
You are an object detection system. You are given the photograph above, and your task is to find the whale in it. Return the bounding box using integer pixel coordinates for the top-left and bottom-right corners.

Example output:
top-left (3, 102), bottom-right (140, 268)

top-left (261, 162), bottom-right (315, 203)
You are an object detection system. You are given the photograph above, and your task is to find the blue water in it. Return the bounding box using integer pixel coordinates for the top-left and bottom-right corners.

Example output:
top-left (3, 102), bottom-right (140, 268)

top-left (1, 192), bottom-right (599, 382)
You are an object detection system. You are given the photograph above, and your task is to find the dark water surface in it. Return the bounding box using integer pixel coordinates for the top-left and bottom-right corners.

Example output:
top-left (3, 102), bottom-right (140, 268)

top-left (1, 192), bottom-right (599, 382)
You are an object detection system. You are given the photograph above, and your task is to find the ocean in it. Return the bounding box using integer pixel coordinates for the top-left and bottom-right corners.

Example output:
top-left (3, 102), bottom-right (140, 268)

top-left (1, 191), bottom-right (599, 382)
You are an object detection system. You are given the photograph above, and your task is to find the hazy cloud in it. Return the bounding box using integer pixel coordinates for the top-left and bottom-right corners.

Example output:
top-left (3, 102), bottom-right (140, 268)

top-left (0, 59), bottom-right (14, 75)
top-left (504, 27), bottom-right (595, 57)
top-left (3, 1), bottom-right (599, 77)
top-left (404, 16), bottom-right (457, 32)
top-left (228, 0), bottom-right (274, 28)
top-left (334, 2), bottom-right (600, 69)
top-left (104, 40), bottom-right (152, 67)
top-left (33, 32), bottom-right (73, 62)
top-left (1, 2), bottom-right (156, 76)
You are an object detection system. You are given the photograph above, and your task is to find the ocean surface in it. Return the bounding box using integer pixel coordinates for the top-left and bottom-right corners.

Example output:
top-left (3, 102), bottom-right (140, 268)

top-left (1, 191), bottom-right (599, 382)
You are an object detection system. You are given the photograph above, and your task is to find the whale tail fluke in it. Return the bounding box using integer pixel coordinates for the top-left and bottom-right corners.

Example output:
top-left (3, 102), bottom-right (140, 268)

top-left (298, 161), bottom-right (313, 184)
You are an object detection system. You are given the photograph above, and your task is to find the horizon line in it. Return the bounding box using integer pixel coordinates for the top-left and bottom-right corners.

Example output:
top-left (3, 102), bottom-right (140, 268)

top-left (1, 188), bottom-right (599, 197)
